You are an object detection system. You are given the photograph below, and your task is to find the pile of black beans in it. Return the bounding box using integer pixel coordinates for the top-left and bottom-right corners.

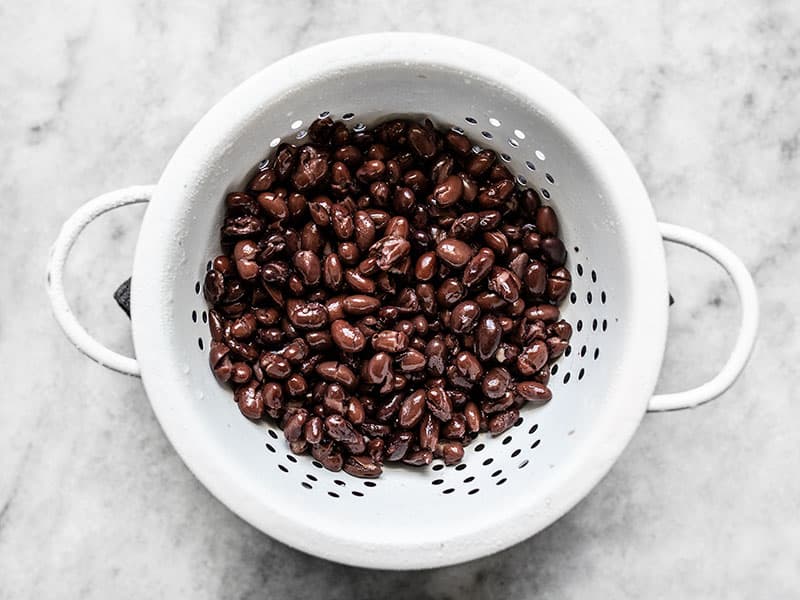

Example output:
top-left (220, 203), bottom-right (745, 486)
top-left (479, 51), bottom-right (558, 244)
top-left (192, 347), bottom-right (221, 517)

top-left (204, 116), bottom-right (572, 478)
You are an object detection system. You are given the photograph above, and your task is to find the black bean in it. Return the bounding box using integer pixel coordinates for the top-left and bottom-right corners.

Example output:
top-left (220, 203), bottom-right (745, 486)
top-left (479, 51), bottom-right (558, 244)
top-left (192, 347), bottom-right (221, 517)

top-left (432, 175), bottom-right (463, 207)
top-left (437, 441), bottom-right (464, 465)
top-left (385, 431), bottom-right (414, 461)
top-left (516, 381), bottom-right (552, 405)
top-left (235, 381), bottom-right (263, 420)
top-left (541, 237), bottom-right (567, 266)
top-left (489, 408), bottom-right (520, 435)
top-left (331, 319), bottom-right (367, 353)
top-left (205, 117), bottom-right (573, 480)
top-left (536, 206), bottom-right (559, 236)
top-left (372, 330), bottom-right (409, 353)
top-left (436, 238), bottom-right (474, 268)
top-left (462, 247), bottom-right (495, 287)
top-left (354, 210), bottom-right (377, 251)
top-left (546, 267), bottom-right (572, 303)
top-left (343, 455), bottom-right (382, 478)
top-left (419, 413), bottom-right (440, 451)
top-left (517, 341), bottom-right (549, 376)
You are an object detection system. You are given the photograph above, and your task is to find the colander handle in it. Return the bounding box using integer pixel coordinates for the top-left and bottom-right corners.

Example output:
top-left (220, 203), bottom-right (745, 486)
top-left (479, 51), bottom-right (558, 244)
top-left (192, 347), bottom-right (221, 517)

top-left (46, 186), bottom-right (154, 377)
top-left (648, 223), bottom-right (759, 411)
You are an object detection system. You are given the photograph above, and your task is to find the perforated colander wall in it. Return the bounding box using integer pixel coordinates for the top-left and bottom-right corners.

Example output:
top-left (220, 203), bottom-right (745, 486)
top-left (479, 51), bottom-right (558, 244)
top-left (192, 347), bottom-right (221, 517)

top-left (188, 109), bottom-right (615, 500)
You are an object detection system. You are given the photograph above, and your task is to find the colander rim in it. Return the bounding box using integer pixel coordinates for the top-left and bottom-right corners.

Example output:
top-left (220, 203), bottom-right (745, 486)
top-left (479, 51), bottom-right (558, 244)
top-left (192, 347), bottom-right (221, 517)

top-left (131, 32), bottom-right (668, 569)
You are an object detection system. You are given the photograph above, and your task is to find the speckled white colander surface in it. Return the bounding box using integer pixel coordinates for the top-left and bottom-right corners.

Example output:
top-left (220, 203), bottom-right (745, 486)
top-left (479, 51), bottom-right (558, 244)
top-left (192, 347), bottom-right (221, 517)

top-left (47, 33), bottom-right (758, 569)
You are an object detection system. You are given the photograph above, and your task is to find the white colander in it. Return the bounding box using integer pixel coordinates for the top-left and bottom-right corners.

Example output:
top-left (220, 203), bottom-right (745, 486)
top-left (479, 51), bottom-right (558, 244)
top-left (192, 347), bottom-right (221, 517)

top-left (47, 33), bottom-right (758, 569)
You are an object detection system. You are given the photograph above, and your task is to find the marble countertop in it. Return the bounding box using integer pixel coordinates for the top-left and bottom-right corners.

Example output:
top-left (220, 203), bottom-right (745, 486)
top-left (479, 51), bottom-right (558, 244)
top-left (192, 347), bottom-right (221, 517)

top-left (1, 1), bottom-right (798, 597)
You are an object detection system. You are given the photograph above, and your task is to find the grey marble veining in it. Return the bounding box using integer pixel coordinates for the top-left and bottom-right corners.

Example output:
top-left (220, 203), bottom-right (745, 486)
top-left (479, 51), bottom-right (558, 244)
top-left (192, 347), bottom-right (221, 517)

top-left (1, 1), bottom-right (798, 598)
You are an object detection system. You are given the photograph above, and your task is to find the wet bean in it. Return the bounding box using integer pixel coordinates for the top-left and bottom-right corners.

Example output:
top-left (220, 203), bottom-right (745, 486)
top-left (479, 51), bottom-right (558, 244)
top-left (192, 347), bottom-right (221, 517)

top-left (205, 117), bottom-right (573, 479)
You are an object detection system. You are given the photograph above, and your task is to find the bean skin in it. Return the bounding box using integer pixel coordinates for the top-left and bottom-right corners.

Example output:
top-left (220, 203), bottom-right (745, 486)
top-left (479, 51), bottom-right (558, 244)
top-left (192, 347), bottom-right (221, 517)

top-left (437, 441), bottom-right (464, 465)
top-left (483, 231), bottom-right (509, 257)
top-left (426, 337), bottom-right (447, 376)
top-left (407, 123), bottom-right (436, 158)
top-left (372, 235), bottom-right (411, 270)
top-left (541, 237), bottom-right (567, 266)
top-left (259, 353), bottom-right (292, 379)
top-left (203, 270), bottom-right (225, 303)
top-left (338, 242), bottom-right (360, 265)
top-left (354, 210), bottom-right (377, 251)
top-left (489, 408), bottom-right (519, 435)
top-left (331, 319), bottom-right (367, 352)
top-left (230, 362), bottom-right (252, 384)
top-left (385, 431), bottom-right (414, 461)
top-left (419, 413), bottom-right (440, 451)
top-left (376, 392), bottom-right (403, 422)
top-left (475, 315), bottom-right (503, 361)
top-left (248, 168), bottom-right (276, 192)
top-left (343, 455), bottom-right (382, 478)
top-left (516, 381), bottom-right (552, 405)
top-left (488, 267), bottom-right (520, 303)
top-left (366, 438), bottom-right (384, 463)
top-left (293, 250), bottom-right (321, 286)
top-left (454, 351), bottom-right (483, 383)
top-left (546, 336), bottom-right (569, 359)
top-left (261, 382), bottom-right (283, 411)
top-left (450, 301), bottom-right (481, 334)
top-left (536, 206), bottom-right (559, 236)
top-left (228, 359), bottom-right (253, 383)
top-left (364, 352), bottom-right (392, 385)
top-left (325, 414), bottom-right (359, 444)
top-left (397, 349), bottom-right (426, 373)
top-left (356, 160), bottom-right (386, 183)
top-left (446, 130), bottom-right (472, 156)
top-left (384, 216), bottom-right (410, 239)
top-left (551, 319), bottom-right (573, 341)
top-left (398, 389), bottom-right (427, 428)
top-left (372, 330), bottom-right (409, 353)
top-left (345, 269), bottom-right (376, 294)
top-left (547, 267), bottom-right (572, 302)
top-left (482, 367), bottom-right (512, 399)
top-left (230, 313), bottom-right (256, 339)
top-left (403, 449), bottom-right (433, 466)
top-left (287, 302), bottom-right (329, 330)
top-left (463, 401), bottom-right (481, 433)
top-left (347, 397), bottom-right (366, 425)
top-left (517, 341), bottom-right (549, 376)
top-left (258, 192), bottom-right (288, 220)
top-left (360, 421), bottom-right (391, 438)
top-left (304, 416), bottom-right (324, 444)
top-left (450, 212), bottom-right (480, 239)
top-left (467, 150), bottom-right (495, 177)
top-left (333, 144), bottom-right (361, 166)
top-left (525, 304), bottom-right (560, 322)
top-left (523, 231), bottom-right (542, 252)
top-left (426, 385), bottom-right (453, 421)
top-left (342, 294), bottom-right (380, 315)
top-left (393, 187), bottom-right (416, 214)
top-left (325, 296), bottom-right (346, 321)
top-left (436, 278), bottom-right (466, 307)
top-left (432, 175), bottom-right (463, 207)
top-left (315, 361), bottom-right (357, 389)
top-left (436, 238), bottom-right (474, 268)
top-left (284, 410), bottom-right (308, 442)
top-left (312, 442), bottom-right (344, 472)
top-left (463, 248), bottom-right (495, 286)
top-left (441, 413), bottom-right (467, 439)
top-left (524, 260), bottom-right (548, 295)
top-left (305, 330), bottom-right (333, 352)
top-left (235, 382), bottom-right (263, 420)
top-left (509, 252), bottom-right (529, 280)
